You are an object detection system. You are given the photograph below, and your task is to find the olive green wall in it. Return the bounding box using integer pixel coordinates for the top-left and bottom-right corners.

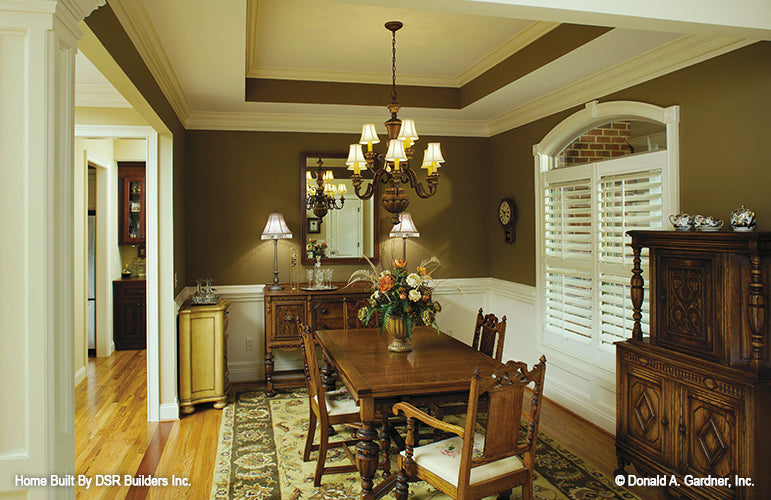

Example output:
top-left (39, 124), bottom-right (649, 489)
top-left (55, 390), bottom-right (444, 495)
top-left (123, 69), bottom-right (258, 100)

top-left (86, 4), bottom-right (187, 295)
top-left (488, 42), bottom-right (771, 286)
top-left (184, 131), bottom-right (489, 285)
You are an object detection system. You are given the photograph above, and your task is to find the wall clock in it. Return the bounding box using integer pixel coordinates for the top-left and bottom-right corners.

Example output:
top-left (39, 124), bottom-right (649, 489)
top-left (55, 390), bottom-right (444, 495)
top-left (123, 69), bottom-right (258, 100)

top-left (498, 198), bottom-right (517, 243)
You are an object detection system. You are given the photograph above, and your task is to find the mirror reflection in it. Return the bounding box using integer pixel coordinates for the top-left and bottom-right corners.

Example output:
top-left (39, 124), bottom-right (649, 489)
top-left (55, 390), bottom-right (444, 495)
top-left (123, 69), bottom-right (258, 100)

top-left (300, 152), bottom-right (379, 264)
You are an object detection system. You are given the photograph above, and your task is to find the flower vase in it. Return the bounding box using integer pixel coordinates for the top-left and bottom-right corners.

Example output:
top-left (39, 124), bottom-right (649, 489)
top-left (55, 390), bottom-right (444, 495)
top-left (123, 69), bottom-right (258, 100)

top-left (313, 256), bottom-right (323, 288)
top-left (385, 314), bottom-right (412, 352)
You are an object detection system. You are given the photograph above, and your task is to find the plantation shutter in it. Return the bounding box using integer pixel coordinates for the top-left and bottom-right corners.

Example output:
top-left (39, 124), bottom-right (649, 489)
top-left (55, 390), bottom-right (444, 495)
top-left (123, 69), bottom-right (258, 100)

top-left (543, 178), bottom-right (593, 342)
top-left (596, 168), bottom-right (661, 346)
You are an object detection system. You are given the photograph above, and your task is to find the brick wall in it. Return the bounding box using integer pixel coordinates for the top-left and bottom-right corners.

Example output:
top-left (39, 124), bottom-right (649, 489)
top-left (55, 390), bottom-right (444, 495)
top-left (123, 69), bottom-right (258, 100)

top-left (557, 121), bottom-right (632, 167)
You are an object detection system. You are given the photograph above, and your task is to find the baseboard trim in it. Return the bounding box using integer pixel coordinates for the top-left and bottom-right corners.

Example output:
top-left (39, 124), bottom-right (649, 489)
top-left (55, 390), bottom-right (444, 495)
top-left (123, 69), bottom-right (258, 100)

top-left (159, 402), bottom-right (179, 421)
top-left (544, 384), bottom-right (615, 434)
top-left (229, 361), bottom-right (261, 383)
top-left (74, 366), bottom-right (86, 387)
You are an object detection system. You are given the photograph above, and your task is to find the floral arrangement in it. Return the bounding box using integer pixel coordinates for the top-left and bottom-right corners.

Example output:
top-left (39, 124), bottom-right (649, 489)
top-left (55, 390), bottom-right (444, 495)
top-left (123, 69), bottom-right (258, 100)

top-left (349, 257), bottom-right (442, 337)
top-left (307, 238), bottom-right (327, 258)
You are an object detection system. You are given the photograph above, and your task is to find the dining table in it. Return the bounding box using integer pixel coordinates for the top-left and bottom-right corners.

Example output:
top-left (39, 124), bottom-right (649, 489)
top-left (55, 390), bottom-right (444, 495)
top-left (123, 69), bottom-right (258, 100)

top-left (314, 326), bottom-right (503, 500)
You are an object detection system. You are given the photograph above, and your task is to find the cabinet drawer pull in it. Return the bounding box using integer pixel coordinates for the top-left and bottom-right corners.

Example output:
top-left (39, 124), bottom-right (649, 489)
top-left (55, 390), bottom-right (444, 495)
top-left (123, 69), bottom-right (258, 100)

top-left (283, 314), bottom-right (295, 322)
top-left (660, 417), bottom-right (668, 426)
top-left (320, 307), bottom-right (329, 315)
top-left (678, 424), bottom-right (686, 434)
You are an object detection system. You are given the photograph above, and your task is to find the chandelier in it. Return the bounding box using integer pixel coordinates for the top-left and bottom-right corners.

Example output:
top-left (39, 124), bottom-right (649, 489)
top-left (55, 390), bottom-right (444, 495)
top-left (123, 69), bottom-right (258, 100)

top-left (346, 21), bottom-right (444, 225)
top-left (306, 158), bottom-right (346, 220)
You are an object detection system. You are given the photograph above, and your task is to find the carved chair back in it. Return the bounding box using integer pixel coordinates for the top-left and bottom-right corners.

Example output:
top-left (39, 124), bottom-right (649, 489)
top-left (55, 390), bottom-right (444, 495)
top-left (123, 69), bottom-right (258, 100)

top-left (472, 308), bottom-right (507, 362)
top-left (457, 356), bottom-right (547, 491)
top-left (297, 319), bottom-right (329, 421)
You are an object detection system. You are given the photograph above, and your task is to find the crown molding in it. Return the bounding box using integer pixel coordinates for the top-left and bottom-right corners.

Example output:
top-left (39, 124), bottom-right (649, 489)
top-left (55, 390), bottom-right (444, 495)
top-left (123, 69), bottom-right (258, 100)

top-left (185, 111), bottom-right (489, 137)
top-left (456, 21), bottom-right (559, 86)
top-left (246, 67), bottom-right (458, 88)
top-left (108, 0), bottom-right (192, 123)
top-left (75, 83), bottom-right (131, 107)
top-left (486, 34), bottom-right (752, 136)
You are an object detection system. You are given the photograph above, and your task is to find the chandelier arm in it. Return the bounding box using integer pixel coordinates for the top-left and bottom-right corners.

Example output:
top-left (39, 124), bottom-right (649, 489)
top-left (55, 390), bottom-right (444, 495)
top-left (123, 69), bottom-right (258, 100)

top-left (353, 178), bottom-right (376, 200)
top-left (401, 168), bottom-right (438, 199)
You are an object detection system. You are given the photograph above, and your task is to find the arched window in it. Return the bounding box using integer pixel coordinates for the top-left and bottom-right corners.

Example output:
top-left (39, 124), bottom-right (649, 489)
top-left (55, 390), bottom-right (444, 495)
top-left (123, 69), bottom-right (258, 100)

top-left (533, 101), bottom-right (679, 369)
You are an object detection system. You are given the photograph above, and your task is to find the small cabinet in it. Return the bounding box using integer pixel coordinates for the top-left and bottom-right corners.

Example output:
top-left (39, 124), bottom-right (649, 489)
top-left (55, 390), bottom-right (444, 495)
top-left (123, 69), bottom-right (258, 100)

top-left (118, 162), bottom-right (145, 245)
top-left (263, 282), bottom-right (372, 396)
top-left (113, 278), bottom-right (146, 350)
top-left (178, 298), bottom-right (230, 414)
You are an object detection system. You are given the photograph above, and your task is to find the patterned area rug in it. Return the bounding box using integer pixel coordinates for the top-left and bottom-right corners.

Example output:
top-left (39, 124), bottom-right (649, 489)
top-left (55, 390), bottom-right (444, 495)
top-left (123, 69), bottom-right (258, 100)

top-left (210, 386), bottom-right (638, 499)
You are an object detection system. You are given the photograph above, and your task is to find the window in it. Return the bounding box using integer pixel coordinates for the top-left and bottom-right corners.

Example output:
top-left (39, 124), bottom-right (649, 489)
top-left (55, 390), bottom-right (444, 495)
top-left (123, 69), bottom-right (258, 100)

top-left (534, 101), bottom-right (679, 370)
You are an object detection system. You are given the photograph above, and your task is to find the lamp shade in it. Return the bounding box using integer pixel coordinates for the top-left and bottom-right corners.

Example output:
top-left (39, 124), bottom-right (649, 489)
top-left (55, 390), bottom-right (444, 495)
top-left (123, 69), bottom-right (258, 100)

top-left (390, 212), bottom-right (420, 238)
top-left (385, 139), bottom-right (408, 163)
top-left (346, 144), bottom-right (367, 171)
top-left (261, 212), bottom-right (292, 240)
top-left (423, 142), bottom-right (445, 166)
top-left (359, 124), bottom-right (380, 145)
top-left (396, 119), bottom-right (419, 143)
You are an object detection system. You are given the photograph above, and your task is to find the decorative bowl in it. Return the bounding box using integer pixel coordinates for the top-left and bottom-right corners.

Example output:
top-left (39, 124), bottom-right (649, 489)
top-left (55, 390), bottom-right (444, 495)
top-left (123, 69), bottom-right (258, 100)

top-left (730, 205), bottom-right (756, 231)
top-left (669, 213), bottom-right (693, 231)
top-left (694, 215), bottom-right (723, 231)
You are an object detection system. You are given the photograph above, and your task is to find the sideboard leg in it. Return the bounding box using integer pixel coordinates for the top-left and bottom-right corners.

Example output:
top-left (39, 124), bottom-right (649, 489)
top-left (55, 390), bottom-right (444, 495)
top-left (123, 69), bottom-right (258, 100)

top-left (613, 453), bottom-right (628, 478)
top-left (265, 350), bottom-right (275, 397)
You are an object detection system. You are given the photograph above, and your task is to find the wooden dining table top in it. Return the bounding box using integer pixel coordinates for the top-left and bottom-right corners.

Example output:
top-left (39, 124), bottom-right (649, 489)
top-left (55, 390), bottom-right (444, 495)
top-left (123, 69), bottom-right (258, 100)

top-left (315, 326), bottom-right (502, 402)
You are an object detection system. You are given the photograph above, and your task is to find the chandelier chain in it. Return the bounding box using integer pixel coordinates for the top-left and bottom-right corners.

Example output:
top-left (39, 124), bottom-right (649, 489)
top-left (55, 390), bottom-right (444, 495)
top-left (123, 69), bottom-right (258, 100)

top-left (391, 28), bottom-right (397, 103)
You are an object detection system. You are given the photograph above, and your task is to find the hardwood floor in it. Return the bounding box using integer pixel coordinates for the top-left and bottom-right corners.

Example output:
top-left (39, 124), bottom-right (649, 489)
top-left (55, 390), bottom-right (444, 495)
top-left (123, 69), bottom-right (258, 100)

top-left (76, 350), bottom-right (666, 499)
top-left (75, 350), bottom-right (221, 499)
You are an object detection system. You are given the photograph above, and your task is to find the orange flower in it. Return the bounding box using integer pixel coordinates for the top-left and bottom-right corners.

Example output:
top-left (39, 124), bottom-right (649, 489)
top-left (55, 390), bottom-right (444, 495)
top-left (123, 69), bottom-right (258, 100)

top-left (378, 274), bottom-right (394, 292)
top-left (393, 259), bottom-right (407, 269)
top-left (417, 266), bottom-right (428, 276)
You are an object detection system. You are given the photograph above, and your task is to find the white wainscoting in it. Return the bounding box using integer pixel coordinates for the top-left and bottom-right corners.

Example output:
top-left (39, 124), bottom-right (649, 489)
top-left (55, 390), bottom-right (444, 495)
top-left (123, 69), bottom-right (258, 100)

top-left (178, 276), bottom-right (617, 433)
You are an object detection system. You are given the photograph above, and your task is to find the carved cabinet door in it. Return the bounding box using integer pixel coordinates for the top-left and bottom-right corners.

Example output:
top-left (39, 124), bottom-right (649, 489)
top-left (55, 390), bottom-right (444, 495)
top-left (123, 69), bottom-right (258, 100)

top-left (679, 386), bottom-right (739, 489)
top-left (654, 251), bottom-right (721, 362)
top-left (271, 300), bottom-right (307, 341)
top-left (620, 365), bottom-right (667, 463)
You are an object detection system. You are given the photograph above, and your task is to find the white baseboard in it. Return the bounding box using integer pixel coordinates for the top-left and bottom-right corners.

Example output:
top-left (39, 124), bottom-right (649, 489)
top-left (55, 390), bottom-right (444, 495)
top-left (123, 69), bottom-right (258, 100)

top-left (159, 402), bottom-right (179, 421)
top-left (74, 366), bottom-right (86, 387)
top-left (228, 361), bottom-right (261, 383)
top-left (543, 384), bottom-right (616, 434)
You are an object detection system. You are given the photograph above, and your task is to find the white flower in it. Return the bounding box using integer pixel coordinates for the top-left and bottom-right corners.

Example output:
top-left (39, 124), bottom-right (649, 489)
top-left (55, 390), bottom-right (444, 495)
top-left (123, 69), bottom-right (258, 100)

top-left (422, 277), bottom-right (436, 289)
top-left (406, 273), bottom-right (421, 287)
top-left (408, 289), bottom-right (421, 302)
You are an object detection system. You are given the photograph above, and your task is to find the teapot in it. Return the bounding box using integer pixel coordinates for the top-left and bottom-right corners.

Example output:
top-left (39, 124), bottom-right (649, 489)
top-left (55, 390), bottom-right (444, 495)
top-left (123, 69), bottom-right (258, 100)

top-left (693, 215), bottom-right (723, 231)
top-left (730, 205), bottom-right (756, 232)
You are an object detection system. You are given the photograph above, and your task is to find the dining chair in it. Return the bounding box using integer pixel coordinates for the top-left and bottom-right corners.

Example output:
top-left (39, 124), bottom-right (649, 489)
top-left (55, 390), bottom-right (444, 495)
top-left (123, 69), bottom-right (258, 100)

top-left (297, 320), bottom-right (360, 486)
top-left (472, 308), bottom-right (507, 362)
top-left (392, 356), bottom-right (547, 500)
top-left (432, 308), bottom-right (507, 422)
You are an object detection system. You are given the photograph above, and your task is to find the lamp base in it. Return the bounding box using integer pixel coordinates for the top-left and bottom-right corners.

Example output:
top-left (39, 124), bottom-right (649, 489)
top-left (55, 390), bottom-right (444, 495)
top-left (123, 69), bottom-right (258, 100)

top-left (267, 284), bottom-right (284, 291)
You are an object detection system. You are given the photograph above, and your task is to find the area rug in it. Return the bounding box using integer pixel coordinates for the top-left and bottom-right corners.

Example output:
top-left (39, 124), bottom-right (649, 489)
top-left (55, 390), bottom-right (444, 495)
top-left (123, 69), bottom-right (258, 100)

top-left (210, 386), bottom-right (638, 499)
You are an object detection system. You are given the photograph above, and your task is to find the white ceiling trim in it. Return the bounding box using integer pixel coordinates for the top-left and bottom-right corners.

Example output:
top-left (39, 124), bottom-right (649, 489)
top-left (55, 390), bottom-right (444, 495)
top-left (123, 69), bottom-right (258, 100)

top-left (108, 0), bottom-right (192, 122)
top-left (75, 83), bottom-right (131, 107)
top-left (246, 19), bottom-right (560, 88)
top-left (455, 20), bottom-right (559, 86)
top-left (486, 34), bottom-right (753, 136)
top-left (185, 110), bottom-right (489, 137)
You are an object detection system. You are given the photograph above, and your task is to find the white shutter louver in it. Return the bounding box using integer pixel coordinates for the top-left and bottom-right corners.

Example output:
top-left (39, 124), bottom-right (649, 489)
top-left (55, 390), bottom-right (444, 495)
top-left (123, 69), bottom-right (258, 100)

top-left (544, 269), bottom-right (593, 342)
top-left (544, 180), bottom-right (592, 260)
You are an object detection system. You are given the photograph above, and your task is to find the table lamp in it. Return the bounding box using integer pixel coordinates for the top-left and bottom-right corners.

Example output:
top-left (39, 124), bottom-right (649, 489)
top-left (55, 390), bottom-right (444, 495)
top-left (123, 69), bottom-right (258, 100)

top-left (390, 212), bottom-right (420, 261)
top-left (261, 212), bottom-right (293, 291)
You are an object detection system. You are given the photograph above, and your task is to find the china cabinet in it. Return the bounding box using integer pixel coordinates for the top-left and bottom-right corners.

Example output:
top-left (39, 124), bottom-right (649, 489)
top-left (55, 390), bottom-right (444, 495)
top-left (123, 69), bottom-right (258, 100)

top-left (616, 231), bottom-right (771, 500)
top-left (118, 162), bottom-right (145, 245)
top-left (263, 282), bottom-right (371, 396)
top-left (178, 298), bottom-right (230, 414)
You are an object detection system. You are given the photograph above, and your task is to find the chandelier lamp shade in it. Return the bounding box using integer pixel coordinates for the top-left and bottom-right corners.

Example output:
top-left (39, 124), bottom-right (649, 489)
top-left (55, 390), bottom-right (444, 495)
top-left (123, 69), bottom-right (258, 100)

top-left (305, 158), bottom-right (345, 220)
top-left (261, 211), bottom-right (293, 291)
top-left (346, 21), bottom-right (444, 225)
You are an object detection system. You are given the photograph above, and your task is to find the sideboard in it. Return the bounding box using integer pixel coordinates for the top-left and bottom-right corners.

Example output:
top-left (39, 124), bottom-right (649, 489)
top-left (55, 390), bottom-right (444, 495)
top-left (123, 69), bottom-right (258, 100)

top-left (263, 282), bottom-right (372, 396)
top-left (616, 230), bottom-right (771, 500)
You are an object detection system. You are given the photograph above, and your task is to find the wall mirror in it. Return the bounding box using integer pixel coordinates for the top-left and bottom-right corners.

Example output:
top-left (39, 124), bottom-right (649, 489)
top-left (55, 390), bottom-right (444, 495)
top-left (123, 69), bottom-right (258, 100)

top-left (300, 152), bottom-right (380, 265)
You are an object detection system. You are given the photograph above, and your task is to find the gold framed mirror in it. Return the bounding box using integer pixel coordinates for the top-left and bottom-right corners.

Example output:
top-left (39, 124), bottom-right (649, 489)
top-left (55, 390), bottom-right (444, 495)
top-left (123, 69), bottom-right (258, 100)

top-left (300, 152), bottom-right (380, 265)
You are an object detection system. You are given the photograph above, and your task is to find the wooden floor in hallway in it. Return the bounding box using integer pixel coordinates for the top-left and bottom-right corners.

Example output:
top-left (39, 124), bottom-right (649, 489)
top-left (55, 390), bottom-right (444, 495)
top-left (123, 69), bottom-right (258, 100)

top-left (75, 349), bottom-right (221, 499)
top-left (75, 349), bottom-right (666, 499)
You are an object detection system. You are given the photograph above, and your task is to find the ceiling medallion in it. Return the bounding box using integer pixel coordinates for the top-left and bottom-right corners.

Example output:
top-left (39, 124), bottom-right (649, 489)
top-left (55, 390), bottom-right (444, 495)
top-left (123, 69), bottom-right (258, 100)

top-left (345, 21), bottom-right (444, 225)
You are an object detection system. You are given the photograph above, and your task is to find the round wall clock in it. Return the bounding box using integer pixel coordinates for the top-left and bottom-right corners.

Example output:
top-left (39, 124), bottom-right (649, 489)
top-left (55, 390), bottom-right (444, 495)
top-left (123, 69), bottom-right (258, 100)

top-left (498, 198), bottom-right (517, 243)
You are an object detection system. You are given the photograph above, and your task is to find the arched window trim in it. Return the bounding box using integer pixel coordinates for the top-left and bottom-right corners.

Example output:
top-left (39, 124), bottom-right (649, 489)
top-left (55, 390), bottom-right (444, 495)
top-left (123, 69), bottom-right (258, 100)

top-left (532, 100), bottom-right (680, 372)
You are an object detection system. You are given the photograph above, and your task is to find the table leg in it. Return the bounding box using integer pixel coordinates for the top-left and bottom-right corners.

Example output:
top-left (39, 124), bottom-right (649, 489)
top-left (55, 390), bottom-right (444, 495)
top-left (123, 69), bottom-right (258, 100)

top-left (356, 421), bottom-right (379, 500)
top-left (321, 355), bottom-right (337, 392)
top-left (379, 415), bottom-right (392, 475)
top-left (265, 350), bottom-right (274, 397)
